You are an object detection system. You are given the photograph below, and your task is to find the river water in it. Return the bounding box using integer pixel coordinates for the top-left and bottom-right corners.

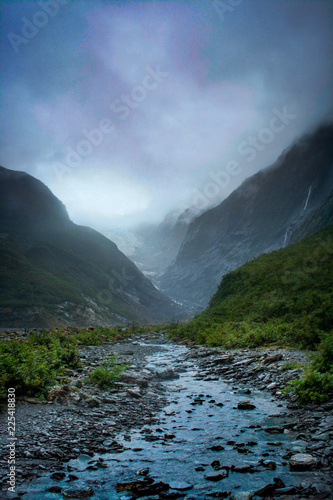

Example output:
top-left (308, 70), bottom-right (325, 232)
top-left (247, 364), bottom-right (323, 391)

top-left (23, 341), bottom-right (309, 499)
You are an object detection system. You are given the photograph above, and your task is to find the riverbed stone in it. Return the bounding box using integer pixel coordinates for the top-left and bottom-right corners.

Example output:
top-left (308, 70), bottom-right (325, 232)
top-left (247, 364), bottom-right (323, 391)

top-left (51, 472), bottom-right (66, 480)
top-left (263, 353), bottom-right (283, 364)
top-left (126, 388), bottom-right (142, 398)
top-left (62, 487), bottom-right (94, 498)
top-left (253, 483), bottom-right (277, 497)
top-left (47, 486), bottom-right (62, 493)
top-left (237, 401), bottom-right (256, 410)
top-left (120, 371), bottom-right (149, 388)
top-left (169, 481), bottom-right (193, 491)
top-left (289, 453), bottom-right (318, 471)
top-left (205, 472), bottom-right (228, 481)
top-left (156, 368), bottom-right (180, 380)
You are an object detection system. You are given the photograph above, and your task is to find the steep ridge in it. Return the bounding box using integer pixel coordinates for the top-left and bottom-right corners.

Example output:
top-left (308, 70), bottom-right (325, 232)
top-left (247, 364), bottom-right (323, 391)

top-left (289, 188), bottom-right (333, 243)
top-left (160, 124), bottom-right (333, 308)
top-left (0, 166), bottom-right (183, 328)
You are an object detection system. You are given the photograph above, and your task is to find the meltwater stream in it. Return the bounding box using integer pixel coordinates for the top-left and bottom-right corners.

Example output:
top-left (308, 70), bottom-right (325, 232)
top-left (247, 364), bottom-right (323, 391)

top-left (24, 341), bottom-right (306, 499)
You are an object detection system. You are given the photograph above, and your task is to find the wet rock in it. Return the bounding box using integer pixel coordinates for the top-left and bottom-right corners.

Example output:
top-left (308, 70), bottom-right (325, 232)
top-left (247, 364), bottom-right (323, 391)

top-left (120, 371), bottom-right (149, 388)
top-left (267, 382), bottom-right (279, 391)
top-left (156, 368), bottom-right (180, 380)
top-left (62, 487), bottom-right (94, 498)
top-left (68, 474), bottom-right (79, 481)
top-left (213, 356), bottom-right (233, 364)
top-left (263, 353), bottom-right (283, 364)
top-left (237, 401), bottom-right (256, 410)
top-left (289, 453), bottom-right (318, 471)
top-left (311, 431), bottom-right (331, 441)
top-left (164, 432), bottom-right (176, 439)
top-left (51, 472), bottom-right (66, 480)
top-left (233, 358), bottom-right (256, 367)
top-left (273, 477), bottom-right (286, 489)
top-left (259, 460), bottom-right (276, 470)
top-left (169, 481), bottom-right (193, 491)
top-left (264, 426), bottom-right (284, 434)
top-left (136, 467), bottom-right (150, 476)
top-left (205, 471), bottom-right (228, 481)
top-left (233, 465), bottom-right (259, 473)
top-left (211, 460), bottom-right (221, 470)
top-left (135, 481), bottom-right (170, 496)
top-left (253, 483), bottom-right (276, 497)
top-left (208, 445), bottom-right (225, 451)
top-left (116, 478), bottom-right (154, 492)
top-left (47, 486), bottom-right (62, 493)
top-left (126, 388), bottom-right (142, 399)
top-left (274, 486), bottom-right (297, 495)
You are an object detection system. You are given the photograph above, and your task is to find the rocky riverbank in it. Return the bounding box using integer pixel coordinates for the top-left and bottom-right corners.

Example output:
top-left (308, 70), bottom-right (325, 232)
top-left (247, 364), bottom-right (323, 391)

top-left (189, 345), bottom-right (333, 498)
top-left (0, 332), bottom-right (176, 497)
top-left (0, 333), bottom-right (332, 499)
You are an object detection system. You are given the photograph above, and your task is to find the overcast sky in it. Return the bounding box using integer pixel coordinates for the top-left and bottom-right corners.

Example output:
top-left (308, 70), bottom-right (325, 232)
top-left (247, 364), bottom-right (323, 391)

top-left (1, 0), bottom-right (332, 231)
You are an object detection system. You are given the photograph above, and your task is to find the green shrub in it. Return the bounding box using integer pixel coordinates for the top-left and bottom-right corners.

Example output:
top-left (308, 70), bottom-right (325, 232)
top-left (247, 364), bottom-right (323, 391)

top-left (312, 331), bottom-right (333, 373)
top-left (0, 330), bottom-right (79, 399)
top-left (285, 370), bottom-right (333, 404)
top-left (84, 356), bottom-right (126, 389)
top-left (75, 326), bottom-right (131, 345)
top-left (76, 328), bottom-right (104, 346)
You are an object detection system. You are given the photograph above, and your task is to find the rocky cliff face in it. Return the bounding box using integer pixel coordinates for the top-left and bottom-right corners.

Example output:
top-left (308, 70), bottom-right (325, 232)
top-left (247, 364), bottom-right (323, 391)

top-left (160, 124), bottom-right (333, 309)
top-left (0, 166), bottom-right (184, 327)
top-left (289, 188), bottom-right (333, 244)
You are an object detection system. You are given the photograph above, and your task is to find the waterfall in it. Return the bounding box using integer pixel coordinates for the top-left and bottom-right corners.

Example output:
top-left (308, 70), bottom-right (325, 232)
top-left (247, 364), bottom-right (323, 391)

top-left (303, 185), bottom-right (312, 212)
top-left (283, 184), bottom-right (313, 247)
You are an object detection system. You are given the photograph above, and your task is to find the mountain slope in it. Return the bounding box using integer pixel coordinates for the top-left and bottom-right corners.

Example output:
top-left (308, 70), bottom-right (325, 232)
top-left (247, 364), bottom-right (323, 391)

top-left (0, 166), bottom-right (183, 328)
top-left (289, 188), bottom-right (333, 243)
top-left (160, 124), bottom-right (333, 308)
top-left (167, 224), bottom-right (333, 348)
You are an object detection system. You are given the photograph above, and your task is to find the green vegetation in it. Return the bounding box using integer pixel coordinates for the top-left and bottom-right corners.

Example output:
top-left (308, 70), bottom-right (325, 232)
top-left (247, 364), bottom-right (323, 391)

top-left (166, 225), bottom-right (333, 404)
top-left (0, 326), bottom-right (134, 400)
top-left (84, 355), bottom-right (126, 389)
top-left (285, 331), bottom-right (333, 404)
top-left (0, 330), bottom-right (79, 399)
top-left (0, 236), bottom-right (160, 328)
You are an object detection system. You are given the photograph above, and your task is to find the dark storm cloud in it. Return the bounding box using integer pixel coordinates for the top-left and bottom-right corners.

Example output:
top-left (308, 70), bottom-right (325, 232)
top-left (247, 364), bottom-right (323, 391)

top-left (0, 0), bottom-right (332, 227)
